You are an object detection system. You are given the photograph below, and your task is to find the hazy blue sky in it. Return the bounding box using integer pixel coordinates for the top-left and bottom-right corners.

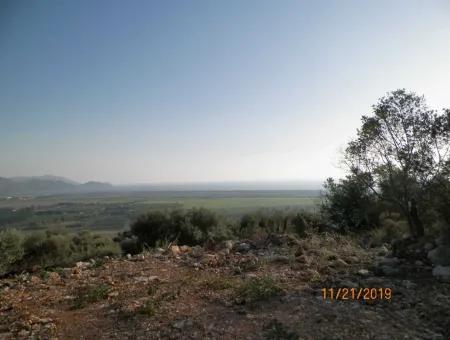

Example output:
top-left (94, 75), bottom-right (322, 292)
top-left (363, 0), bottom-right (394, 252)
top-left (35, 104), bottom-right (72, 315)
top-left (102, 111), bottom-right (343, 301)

top-left (1, 0), bottom-right (449, 184)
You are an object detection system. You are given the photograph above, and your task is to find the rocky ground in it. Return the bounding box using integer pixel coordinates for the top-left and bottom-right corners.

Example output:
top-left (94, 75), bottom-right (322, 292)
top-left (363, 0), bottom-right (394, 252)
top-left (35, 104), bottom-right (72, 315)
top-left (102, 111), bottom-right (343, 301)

top-left (1, 233), bottom-right (449, 339)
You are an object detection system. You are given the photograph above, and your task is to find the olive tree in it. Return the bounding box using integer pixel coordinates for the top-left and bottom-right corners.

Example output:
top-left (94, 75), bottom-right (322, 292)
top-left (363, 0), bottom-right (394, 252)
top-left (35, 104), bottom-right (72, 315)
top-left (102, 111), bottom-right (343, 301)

top-left (345, 89), bottom-right (450, 238)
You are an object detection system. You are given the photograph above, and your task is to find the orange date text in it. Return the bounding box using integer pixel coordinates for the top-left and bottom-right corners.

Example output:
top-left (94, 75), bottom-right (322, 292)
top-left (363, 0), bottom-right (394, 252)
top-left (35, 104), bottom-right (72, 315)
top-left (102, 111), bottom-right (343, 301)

top-left (321, 287), bottom-right (392, 301)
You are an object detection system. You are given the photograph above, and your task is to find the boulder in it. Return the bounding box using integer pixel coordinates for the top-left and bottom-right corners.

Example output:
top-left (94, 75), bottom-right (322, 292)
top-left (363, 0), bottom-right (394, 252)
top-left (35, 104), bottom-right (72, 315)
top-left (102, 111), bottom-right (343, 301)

top-left (432, 266), bottom-right (450, 283)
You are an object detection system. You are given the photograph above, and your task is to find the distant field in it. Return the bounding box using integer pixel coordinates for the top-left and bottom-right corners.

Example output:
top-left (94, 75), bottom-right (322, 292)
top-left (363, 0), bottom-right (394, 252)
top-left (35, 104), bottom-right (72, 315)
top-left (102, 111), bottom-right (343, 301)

top-left (0, 190), bottom-right (321, 233)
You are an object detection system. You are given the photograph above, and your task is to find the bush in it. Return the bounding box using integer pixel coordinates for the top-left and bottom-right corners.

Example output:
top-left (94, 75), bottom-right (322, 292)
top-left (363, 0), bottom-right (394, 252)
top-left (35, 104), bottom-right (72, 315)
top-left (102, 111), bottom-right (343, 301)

top-left (291, 213), bottom-right (308, 237)
top-left (235, 276), bottom-right (282, 304)
top-left (0, 229), bottom-right (24, 275)
top-left (239, 213), bottom-right (259, 238)
top-left (128, 208), bottom-right (232, 249)
top-left (0, 228), bottom-right (120, 275)
top-left (369, 218), bottom-right (409, 246)
top-left (321, 175), bottom-right (380, 231)
top-left (119, 237), bottom-right (142, 255)
top-left (131, 211), bottom-right (173, 248)
top-left (71, 230), bottom-right (120, 259)
top-left (23, 231), bottom-right (72, 267)
top-left (72, 284), bottom-right (110, 309)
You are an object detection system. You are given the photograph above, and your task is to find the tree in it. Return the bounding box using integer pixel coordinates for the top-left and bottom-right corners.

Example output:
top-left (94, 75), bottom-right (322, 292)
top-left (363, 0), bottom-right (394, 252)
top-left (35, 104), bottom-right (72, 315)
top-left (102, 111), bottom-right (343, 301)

top-left (345, 89), bottom-right (450, 237)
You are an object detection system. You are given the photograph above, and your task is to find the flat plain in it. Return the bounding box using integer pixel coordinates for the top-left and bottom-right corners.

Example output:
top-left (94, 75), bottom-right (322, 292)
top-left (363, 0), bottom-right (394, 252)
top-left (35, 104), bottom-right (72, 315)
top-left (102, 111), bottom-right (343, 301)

top-left (0, 190), bottom-right (321, 233)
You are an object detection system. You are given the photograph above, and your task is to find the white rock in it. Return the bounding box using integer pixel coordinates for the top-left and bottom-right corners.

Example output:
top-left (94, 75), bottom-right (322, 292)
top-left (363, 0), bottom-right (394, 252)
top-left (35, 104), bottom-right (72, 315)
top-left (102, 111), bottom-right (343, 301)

top-left (357, 269), bottom-right (370, 277)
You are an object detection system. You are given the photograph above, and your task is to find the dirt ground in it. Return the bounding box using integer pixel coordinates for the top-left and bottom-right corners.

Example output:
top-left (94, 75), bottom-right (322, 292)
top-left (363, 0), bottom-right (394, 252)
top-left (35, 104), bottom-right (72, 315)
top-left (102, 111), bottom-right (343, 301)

top-left (1, 234), bottom-right (449, 339)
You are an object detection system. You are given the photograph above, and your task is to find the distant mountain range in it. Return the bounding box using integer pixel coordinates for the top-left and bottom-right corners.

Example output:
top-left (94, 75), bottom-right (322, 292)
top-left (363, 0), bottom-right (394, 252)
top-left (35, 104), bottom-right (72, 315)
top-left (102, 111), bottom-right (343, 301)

top-left (0, 175), bottom-right (323, 197)
top-left (0, 175), bottom-right (113, 196)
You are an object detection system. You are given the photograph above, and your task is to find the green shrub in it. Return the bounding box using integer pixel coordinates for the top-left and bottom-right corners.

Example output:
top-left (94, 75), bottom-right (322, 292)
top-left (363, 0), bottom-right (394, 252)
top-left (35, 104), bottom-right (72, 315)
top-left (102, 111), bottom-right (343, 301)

top-left (0, 228), bottom-right (120, 275)
top-left (239, 213), bottom-right (260, 238)
top-left (0, 229), bottom-right (24, 275)
top-left (137, 300), bottom-right (158, 316)
top-left (321, 175), bottom-right (380, 231)
top-left (71, 230), bottom-right (120, 259)
top-left (370, 217), bottom-right (409, 245)
top-left (72, 284), bottom-right (110, 309)
top-left (235, 276), bottom-right (282, 304)
top-left (131, 211), bottom-right (173, 247)
top-left (119, 237), bottom-right (142, 255)
top-left (291, 214), bottom-right (308, 237)
top-left (129, 208), bottom-right (232, 249)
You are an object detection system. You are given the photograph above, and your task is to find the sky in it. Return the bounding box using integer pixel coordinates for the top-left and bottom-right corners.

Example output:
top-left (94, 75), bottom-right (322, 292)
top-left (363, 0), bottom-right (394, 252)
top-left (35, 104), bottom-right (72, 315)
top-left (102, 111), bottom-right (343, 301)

top-left (1, 0), bottom-right (450, 185)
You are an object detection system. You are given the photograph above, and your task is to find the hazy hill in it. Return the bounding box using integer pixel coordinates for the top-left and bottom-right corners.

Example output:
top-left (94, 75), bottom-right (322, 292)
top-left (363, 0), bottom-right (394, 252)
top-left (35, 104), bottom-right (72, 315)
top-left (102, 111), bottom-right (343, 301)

top-left (0, 176), bottom-right (112, 196)
top-left (10, 175), bottom-right (79, 185)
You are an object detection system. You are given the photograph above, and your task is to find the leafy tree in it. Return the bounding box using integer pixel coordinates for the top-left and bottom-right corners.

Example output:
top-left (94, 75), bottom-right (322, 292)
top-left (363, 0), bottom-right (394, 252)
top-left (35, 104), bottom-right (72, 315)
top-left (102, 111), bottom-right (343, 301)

top-left (345, 89), bottom-right (450, 237)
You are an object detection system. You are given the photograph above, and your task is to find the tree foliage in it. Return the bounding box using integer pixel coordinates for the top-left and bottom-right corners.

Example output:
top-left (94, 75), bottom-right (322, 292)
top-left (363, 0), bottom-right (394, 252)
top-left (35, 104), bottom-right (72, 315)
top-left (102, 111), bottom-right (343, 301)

top-left (344, 89), bottom-right (450, 237)
top-left (321, 174), bottom-right (379, 231)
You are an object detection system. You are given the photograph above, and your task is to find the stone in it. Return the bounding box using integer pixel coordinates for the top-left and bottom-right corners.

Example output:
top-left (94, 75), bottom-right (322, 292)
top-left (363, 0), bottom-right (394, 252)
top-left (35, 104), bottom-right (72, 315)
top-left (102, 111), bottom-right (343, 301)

top-left (217, 240), bottom-right (234, 251)
top-left (173, 318), bottom-right (193, 330)
top-left (339, 280), bottom-right (358, 288)
top-left (75, 261), bottom-right (90, 269)
top-left (17, 330), bottom-right (29, 337)
top-left (424, 242), bottom-right (434, 251)
top-left (134, 276), bottom-right (149, 283)
top-left (332, 259), bottom-right (349, 268)
top-left (47, 272), bottom-right (61, 284)
top-left (218, 248), bottom-right (230, 256)
top-left (295, 255), bottom-right (311, 266)
top-left (379, 265), bottom-right (401, 276)
top-left (190, 246), bottom-right (204, 258)
top-left (170, 245), bottom-right (181, 256)
top-left (108, 291), bottom-right (119, 298)
top-left (357, 269), bottom-right (370, 277)
top-left (270, 255), bottom-right (291, 264)
top-left (179, 245), bottom-right (191, 253)
top-left (364, 277), bottom-right (384, 286)
top-left (432, 265), bottom-right (450, 283)
top-left (375, 256), bottom-right (400, 266)
top-left (200, 254), bottom-right (219, 266)
top-left (133, 254), bottom-right (145, 261)
top-left (402, 280), bottom-right (416, 289)
top-left (29, 276), bottom-right (41, 284)
top-left (234, 242), bottom-right (251, 253)
top-left (377, 245), bottom-right (389, 256)
top-left (427, 246), bottom-right (450, 266)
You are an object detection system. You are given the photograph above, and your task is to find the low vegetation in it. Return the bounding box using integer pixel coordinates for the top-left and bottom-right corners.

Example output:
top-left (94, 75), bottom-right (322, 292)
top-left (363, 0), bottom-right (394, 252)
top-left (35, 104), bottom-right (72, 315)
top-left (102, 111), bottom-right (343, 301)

top-left (0, 228), bottom-right (120, 276)
top-left (72, 284), bottom-right (111, 309)
top-left (235, 276), bottom-right (283, 304)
